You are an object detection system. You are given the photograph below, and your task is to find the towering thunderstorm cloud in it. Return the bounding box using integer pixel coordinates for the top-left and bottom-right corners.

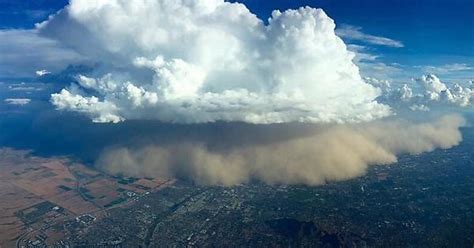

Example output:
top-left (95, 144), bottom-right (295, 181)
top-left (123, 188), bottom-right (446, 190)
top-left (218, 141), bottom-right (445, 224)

top-left (97, 115), bottom-right (466, 186)
top-left (40, 0), bottom-right (390, 124)
top-left (30, 0), bottom-right (468, 186)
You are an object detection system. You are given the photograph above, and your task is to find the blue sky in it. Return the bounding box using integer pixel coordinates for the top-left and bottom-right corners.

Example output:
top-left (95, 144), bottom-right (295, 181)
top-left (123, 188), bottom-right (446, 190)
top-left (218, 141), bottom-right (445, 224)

top-left (0, 0), bottom-right (472, 83)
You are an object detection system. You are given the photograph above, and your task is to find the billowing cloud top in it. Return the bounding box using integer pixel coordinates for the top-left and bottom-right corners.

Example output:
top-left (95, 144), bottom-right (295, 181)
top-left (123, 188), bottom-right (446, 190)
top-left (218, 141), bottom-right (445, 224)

top-left (366, 74), bottom-right (473, 111)
top-left (41, 0), bottom-right (390, 124)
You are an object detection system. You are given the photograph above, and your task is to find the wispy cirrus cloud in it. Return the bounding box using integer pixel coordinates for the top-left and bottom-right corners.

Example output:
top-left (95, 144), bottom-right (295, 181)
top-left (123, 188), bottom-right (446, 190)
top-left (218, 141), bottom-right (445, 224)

top-left (346, 44), bottom-right (403, 80)
top-left (337, 24), bottom-right (404, 48)
top-left (416, 63), bottom-right (473, 74)
top-left (4, 98), bottom-right (31, 106)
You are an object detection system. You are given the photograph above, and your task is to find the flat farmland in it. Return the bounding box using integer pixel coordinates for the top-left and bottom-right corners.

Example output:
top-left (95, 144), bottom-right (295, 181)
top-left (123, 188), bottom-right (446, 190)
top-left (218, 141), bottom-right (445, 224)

top-left (0, 180), bottom-right (43, 247)
top-left (0, 148), bottom-right (174, 246)
top-left (0, 148), bottom-right (99, 245)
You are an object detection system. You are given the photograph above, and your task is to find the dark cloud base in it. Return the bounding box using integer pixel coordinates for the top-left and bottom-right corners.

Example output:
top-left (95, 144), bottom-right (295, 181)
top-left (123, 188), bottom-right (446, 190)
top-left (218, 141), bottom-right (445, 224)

top-left (0, 108), bottom-right (321, 164)
top-left (1, 106), bottom-right (471, 186)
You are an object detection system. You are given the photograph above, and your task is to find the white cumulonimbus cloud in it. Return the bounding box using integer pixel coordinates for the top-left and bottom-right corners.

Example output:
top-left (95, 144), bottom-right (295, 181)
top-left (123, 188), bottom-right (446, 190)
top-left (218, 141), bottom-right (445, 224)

top-left (39, 0), bottom-right (391, 124)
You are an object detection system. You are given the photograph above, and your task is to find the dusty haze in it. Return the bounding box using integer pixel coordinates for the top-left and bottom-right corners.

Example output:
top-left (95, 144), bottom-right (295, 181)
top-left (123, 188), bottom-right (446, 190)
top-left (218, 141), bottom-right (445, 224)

top-left (97, 114), bottom-right (466, 186)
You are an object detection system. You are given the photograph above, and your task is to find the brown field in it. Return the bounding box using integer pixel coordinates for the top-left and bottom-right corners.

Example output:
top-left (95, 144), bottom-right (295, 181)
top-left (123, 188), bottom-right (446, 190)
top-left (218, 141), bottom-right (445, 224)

top-left (48, 190), bottom-right (98, 215)
top-left (0, 148), bottom-right (98, 245)
top-left (0, 181), bottom-right (43, 247)
top-left (4, 157), bottom-right (99, 215)
top-left (68, 163), bottom-right (102, 179)
top-left (134, 178), bottom-right (164, 189)
top-left (83, 178), bottom-right (120, 207)
top-left (0, 147), bottom-right (174, 246)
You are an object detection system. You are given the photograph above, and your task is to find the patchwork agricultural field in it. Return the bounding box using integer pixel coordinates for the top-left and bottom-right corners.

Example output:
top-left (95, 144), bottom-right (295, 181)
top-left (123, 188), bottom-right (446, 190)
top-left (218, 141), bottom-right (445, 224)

top-left (0, 148), bottom-right (171, 247)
